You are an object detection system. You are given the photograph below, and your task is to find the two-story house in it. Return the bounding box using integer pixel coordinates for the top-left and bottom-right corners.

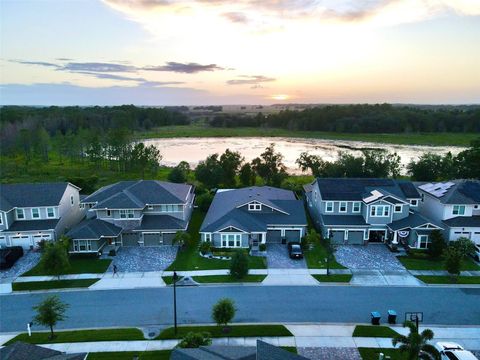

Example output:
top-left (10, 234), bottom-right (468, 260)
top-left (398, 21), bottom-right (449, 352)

top-left (0, 182), bottom-right (84, 249)
top-left (305, 178), bottom-right (443, 249)
top-left (416, 180), bottom-right (480, 244)
top-left (199, 186), bottom-right (307, 249)
top-left (67, 180), bottom-right (195, 254)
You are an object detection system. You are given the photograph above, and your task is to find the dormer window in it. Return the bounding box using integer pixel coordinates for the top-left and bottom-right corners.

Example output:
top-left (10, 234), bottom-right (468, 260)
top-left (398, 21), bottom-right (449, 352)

top-left (47, 207), bottom-right (55, 218)
top-left (248, 202), bottom-right (262, 211)
top-left (16, 208), bottom-right (25, 220)
top-left (339, 202), bottom-right (347, 213)
top-left (147, 205), bottom-right (154, 210)
top-left (352, 202), bottom-right (361, 213)
top-left (120, 209), bottom-right (134, 219)
top-left (410, 199), bottom-right (418, 207)
top-left (325, 202), bottom-right (334, 213)
top-left (452, 205), bottom-right (465, 216)
top-left (31, 208), bottom-right (40, 219)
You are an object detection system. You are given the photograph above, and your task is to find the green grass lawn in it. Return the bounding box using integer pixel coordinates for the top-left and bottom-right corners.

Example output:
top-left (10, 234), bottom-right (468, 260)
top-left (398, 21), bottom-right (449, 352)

top-left (397, 255), bottom-right (480, 271)
top-left (166, 210), bottom-right (267, 271)
top-left (12, 279), bottom-right (98, 291)
top-left (313, 274), bottom-right (352, 283)
top-left (192, 275), bottom-right (266, 283)
top-left (22, 258), bottom-right (112, 276)
top-left (281, 347), bottom-right (298, 354)
top-left (304, 242), bottom-right (347, 270)
top-left (156, 324), bottom-right (292, 339)
top-left (137, 126), bottom-right (475, 147)
top-left (5, 328), bottom-right (145, 345)
top-left (416, 275), bottom-right (480, 284)
top-left (87, 351), bottom-right (171, 360)
top-left (358, 348), bottom-right (407, 360)
top-left (353, 325), bottom-right (400, 338)
top-left (162, 276), bottom-right (184, 285)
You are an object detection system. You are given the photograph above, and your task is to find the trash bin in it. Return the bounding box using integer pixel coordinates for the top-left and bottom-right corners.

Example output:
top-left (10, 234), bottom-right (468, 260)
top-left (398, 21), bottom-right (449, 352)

top-left (371, 311), bottom-right (381, 325)
top-left (388, 310), bottom-right (397, 324)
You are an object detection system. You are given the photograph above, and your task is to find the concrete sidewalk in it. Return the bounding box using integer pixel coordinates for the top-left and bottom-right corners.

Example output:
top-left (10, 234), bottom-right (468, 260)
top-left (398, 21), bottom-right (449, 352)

top-left (350, 270), bottom-right (422, 286)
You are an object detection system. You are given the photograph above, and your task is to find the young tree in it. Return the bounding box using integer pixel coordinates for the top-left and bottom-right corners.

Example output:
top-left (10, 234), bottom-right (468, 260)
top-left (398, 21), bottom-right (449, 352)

top-left (324, 232), bottom-right (337, 275)
top-left (196, 193), bottom-right (214, 212)
top-left (178, 332), bottom-right (212, 348)
top-left (451, 237), bottom-right (476, 259)
top-left (195, 154), bottom-right (224, 189)
top-left (229, 250), bottom-right (249, 279)
top-left (33, 295), bottom-right (69, 339)
top-left (392, 321), bottom-right (439, 360)
top-left (40, 241), bottom-right (70, 279)
top-left (239, 163), bottom-right (256, 187)
top-left (219, 149), bottom-right (243, 187)
top-left (172, 231), bottom-right (192, 249)
top-left (444, 246), bottom-right (462, 280)
top-left (251, 143), bottom-right (287, 186)
top-left (168, 161), bottom-right (190, 183)
top-left (212, 298), bottom-right (236, 329)
top-left (427, 230), bottom-right (446, 259)
top-left (302, 229), bottom-right (321, 250)
top-left (296, 152), bottom-right (328, 177)
top-left (130, 142), bottom-right (162, 177)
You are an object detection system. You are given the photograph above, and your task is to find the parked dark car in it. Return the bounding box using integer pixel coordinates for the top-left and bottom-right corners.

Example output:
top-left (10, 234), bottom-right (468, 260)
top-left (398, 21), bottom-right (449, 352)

top-left (288, 242), bottom-right (303, 259)
top-left (0, 246), bottom-right (24, 270)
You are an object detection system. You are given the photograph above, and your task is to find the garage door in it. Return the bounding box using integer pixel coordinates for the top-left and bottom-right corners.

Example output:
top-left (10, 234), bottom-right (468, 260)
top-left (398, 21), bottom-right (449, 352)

top-left (11, 235), bottom-right (31, 249)
top-left (122, 232), bottom-right (140, 246)
top-left (162, 233), bottom-right (175, 245)
top-left (33, 234), bottom-right (52, 248)
top-left (144, 233), bottom-right (161, 246)
top-left (472, 232), bottom-right (480, 244)
top-left (330, 230), bottom-right (345, 244)
top-left (266, 230), bottom-right (282, 243)
top-left (285, 230), bottom-right (301, 243)
top-left (347, 231), bottom-right (364, 245)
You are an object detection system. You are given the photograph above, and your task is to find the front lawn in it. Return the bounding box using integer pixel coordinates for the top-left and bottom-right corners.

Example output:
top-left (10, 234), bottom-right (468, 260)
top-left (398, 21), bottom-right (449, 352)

top-left (22, 258), bottom-right (112, 276)
top-left (12, 279), bottom-right (98, 291)
top-left (397, 254), bottom-right (479, 271)
top-left (166, 210), bottom-right (266, 271)
top-left (87, 351), bottom-right (171, 360)
top-left (156, 324), bottom-right (292, 339)
top-left (304, 242), bottom-right (346, 269)
top-left (416, 275), bottom-right (480, 284)
top-left (313, 274), bottom-right (352, 283)
top-left (353, 325), bottom-right (400, 338)
top-left (192, 275), bottom-right (266, 283)
top-left (5, 328), bottom-right (145, 345)
top-left (162, 276), bottom-right (184, 285)
top-left (358, 348), bottom-right (407, 360)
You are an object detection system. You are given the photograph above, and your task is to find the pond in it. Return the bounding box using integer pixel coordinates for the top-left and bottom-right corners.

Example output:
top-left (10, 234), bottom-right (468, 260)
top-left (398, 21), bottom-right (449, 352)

top-left (143, 137), bottom-right (465, 175)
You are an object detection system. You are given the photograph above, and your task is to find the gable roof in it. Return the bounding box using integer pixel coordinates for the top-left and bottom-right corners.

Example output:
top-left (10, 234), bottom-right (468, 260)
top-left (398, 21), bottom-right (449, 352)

top-left (0, 341), bottom-right (86, 360)
top-left (416, 180), bottom-right (480, 205)
top-left (314, 178), bottom-right (420, 201)
top-left (67, 218), bottom-right (122, 240)
top-left (388, 211), bottom-right (443, 231)
top-left (0, 183), bottom-right (73, 212)
top-left (82, 180), bottom-right (192, 209)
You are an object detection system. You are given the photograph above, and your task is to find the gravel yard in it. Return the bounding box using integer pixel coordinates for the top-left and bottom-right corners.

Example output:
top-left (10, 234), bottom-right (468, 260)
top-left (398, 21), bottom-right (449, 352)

top-left (105, 246), bottom-right (178, 273)
top-left (335, 245), bottom-right (405, 270)
top-left (0, 250), bottom-right (41, 279)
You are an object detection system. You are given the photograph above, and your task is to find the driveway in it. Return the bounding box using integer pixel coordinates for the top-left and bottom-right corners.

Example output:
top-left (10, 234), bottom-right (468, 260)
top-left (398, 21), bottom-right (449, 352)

top-left (0, 250), bottom-right (41, 279)
top-left (266, 244), bottom-right (306, 269)
top-left (105, 246), bottom-right (178, 273)
top-left (335, 244), bottom-right (405, 271)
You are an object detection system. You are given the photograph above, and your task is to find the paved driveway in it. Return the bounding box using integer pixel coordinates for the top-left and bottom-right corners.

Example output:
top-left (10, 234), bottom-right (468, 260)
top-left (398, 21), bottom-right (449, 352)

top-left (106, 246), bottom-right (178, 273)
top-left (335, 245), bottom-right (405, 270)
top-left (0, 250), bottom-right (41, 279)
top-left (266, 244), bottom-right (306, 269)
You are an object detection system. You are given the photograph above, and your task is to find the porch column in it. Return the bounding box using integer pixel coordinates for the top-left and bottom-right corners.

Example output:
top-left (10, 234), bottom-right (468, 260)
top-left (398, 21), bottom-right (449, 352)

top-left (392, 231), bottom-right (398, 245)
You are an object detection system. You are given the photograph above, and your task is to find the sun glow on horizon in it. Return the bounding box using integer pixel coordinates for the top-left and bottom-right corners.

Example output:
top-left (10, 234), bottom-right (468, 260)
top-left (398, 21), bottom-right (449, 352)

top-left (271, 94), bottom-right (289, 101)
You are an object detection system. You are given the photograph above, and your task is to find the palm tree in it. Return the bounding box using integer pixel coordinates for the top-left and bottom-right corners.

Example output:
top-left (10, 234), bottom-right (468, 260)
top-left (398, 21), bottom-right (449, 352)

top-left (392, 321), bottom-right (440, 360)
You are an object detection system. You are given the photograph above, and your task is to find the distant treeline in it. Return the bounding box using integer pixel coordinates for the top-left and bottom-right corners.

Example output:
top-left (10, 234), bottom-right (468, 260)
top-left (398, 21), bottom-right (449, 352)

top-left (209, 104), bottom-right (480, 133)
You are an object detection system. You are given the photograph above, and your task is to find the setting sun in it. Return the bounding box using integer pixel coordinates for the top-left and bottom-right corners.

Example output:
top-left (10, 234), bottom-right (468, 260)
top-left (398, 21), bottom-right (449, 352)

top-left (271, 94), bottom-right (289, 101)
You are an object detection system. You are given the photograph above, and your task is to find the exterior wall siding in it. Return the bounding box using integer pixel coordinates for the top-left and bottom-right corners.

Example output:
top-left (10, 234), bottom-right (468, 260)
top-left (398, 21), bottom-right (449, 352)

top-left (56, 184), bottom-right (85, 236)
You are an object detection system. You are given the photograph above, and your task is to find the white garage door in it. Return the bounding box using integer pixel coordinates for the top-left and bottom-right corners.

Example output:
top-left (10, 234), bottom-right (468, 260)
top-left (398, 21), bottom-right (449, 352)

top-left (472, 231), bottom-right (480, 244)
top-left (33, 234), bottom-right (52, 247)
top-left (11, 235), bottom-right (31, 249)
top-left (0, 236), bottom-right (7, 248)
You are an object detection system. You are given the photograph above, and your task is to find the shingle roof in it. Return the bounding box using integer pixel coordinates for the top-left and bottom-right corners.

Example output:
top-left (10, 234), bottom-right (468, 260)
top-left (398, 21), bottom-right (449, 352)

top-left (67, 218), bottom-right (122, 240)
top-left (0, 342), bottom-right (86, 360)
top-left (257, 340), bottom-right (309, 360)
top-left (415, 180), bottom-right (480, 205)
top-left (315, 178), bottom-right (419, 201)
top-left (6, 219), bottom-right (60, 232)
top-left (135, 215), bottom-right (187, 231)
top-left (388, 212), bottom-right (443, 231)
top-left (82, 180), bottom-right (192, 209)
top-left (0, 183), bottom-right (71, 212)
top-left (321, 215), bottom-right (368, 226)
top-left (443, 216), bottom-right (480, 228)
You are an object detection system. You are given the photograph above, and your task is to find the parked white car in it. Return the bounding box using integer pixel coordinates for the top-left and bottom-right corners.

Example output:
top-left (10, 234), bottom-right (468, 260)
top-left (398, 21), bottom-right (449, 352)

top-left (434, 342), bottom-right (478, 360)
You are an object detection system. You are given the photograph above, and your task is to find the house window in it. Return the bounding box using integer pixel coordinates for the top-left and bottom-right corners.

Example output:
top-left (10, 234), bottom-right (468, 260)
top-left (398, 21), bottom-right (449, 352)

top-left (352, 202), bottom-right (361, 213)
top-left (325, 202), bottom-right (334, 213)
top-left (339, 202), bottom-right (347, 213)
top-left (106, 210), bottom-right (112, 217)
top-left (70, 195), bottom-right (74, 206)
top-left (410, 199), bottom-right (418, 207)
top-left (221, 234), bottom-right (242, 248)
top-left (16, 208), bottom-right (25, 220)
top-left (120, 209), bottom-right (134, 219)
top-left (147, 205), bottom-right (154, 210)
top-left (248, 202), bottom-right (262, 211)
top-left (0, 214), bottom-right (3, 225)
top-left (418, 235), bottom-right (430, 249)
top-left (370, 205), bottom-right (389, 217)
top-left (452, 205), bottom-right (465, 216)
top-left (31, 208), bottom-right (40, 219)
top-left (394, 205), bottom-right (402, 213)
top-left (47, 207), bottom-right (55, 218)
top-left (205, 233), bottom-right (211, 242)
top-left (73, 240), bottom-right (92, 252)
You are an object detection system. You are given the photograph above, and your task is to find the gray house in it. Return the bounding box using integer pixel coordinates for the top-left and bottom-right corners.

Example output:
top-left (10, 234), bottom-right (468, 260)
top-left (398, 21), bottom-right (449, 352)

top-left (416, 180), bottom-right (480, 244)
top-left (67, 180), bottom-right (194, 254)
top-left (0, 182), bottom-right (84, 250)
top-left (305, 178), bottom-right (443, 249)
top-left (200, 186), bottom-right (307, 249)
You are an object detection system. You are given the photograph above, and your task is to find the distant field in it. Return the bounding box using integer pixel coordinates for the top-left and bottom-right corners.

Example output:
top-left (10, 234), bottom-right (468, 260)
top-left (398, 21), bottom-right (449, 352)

top-left (137, 126), bottom-right (476, 146)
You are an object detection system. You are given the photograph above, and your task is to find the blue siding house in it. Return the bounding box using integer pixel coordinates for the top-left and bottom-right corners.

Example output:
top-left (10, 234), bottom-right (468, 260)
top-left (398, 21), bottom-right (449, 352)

top-left (200, 186), bottom-right (307, 249)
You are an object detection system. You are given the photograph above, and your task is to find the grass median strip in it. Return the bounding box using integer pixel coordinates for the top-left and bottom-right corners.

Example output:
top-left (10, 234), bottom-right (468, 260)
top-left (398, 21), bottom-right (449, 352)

top-left (12, 279), bottom-right (99, 291)
top-left (5, 328), bottom-right (145, 345)
top-left (87, 350), bottom-right (171, 360)
top-left (313, 274), bottom-right (352, 283)
top-left (192, 275), bottom-right (266, 283)
top-left (397, 255), bottom-right (479, 271)
top-left (353, 325), bottom-right (400, 338)
top-left (416, 275), bottom-right (480, 284)
top-left (156, 324), bottom-right (292, 339)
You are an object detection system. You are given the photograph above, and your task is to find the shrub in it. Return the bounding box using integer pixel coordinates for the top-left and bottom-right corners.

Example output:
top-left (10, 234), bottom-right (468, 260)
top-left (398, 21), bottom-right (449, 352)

top-left (259, 243), bottom-right (266, 252)
top-left (199, 241), bottom-right (212, 255)
top-left (196, 193), bottom-right (214, 212)
top-left (40, 241), bottom-right (70, 279)
top-left (451, 237), bottom-right (476, 259)
top-left (108, 249), bottom-right (116, 256)
top-left (427, 230), bottom-right (446, 259)
top-left (177, 332), bottom-right (212, 348)
top-left (212, 298), bottom-right (236, 328)
top-left (229, 250), bottom-right (249, 279)
top-left (445, 246), bottom-right (462, 279)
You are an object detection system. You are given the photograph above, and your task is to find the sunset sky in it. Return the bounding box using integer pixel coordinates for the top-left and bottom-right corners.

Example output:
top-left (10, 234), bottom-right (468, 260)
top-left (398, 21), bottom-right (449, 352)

top-left (1, 0), bottom-right (479, 105)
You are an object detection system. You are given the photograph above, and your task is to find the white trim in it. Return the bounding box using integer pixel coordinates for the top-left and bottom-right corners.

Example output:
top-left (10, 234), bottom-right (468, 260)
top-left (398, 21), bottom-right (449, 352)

top-left (15, 208), bottom-right (25, 220)
top-left (325, 201), bottom-right (334, 213)
top-left (220, 233), bottom-right (243, 248)
top-left (339, 201), bottom-right (347, 213)
top-left (418, 234), bottom-right (430, 249)
top-left (370, 205), bottom-right (390, 217)
top-left (352, 202), bottom-right (361, 213)
top-left (452, 205), bottom-right (466, 216)
top-left (413, 222), bottom-right (443, 230)
top-left (394, 204), bottom-right (403, 213)
top-left (0, 213), bottom-right (3, 226)
top-left (217, 225), bottom-right (247, 233)
top-left (31, 208), bottom-right (40, 219)
top-left (46, 207), bottom-right (56, 218)
top-left (248, 202), bottom-right (262, 211)
top-left (236, 200), bottom-right (289, 215)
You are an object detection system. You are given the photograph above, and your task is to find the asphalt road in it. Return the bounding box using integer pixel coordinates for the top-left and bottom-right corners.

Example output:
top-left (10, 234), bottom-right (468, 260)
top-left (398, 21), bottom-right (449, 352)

top-left (0, 285), bottom-right (479, 332)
